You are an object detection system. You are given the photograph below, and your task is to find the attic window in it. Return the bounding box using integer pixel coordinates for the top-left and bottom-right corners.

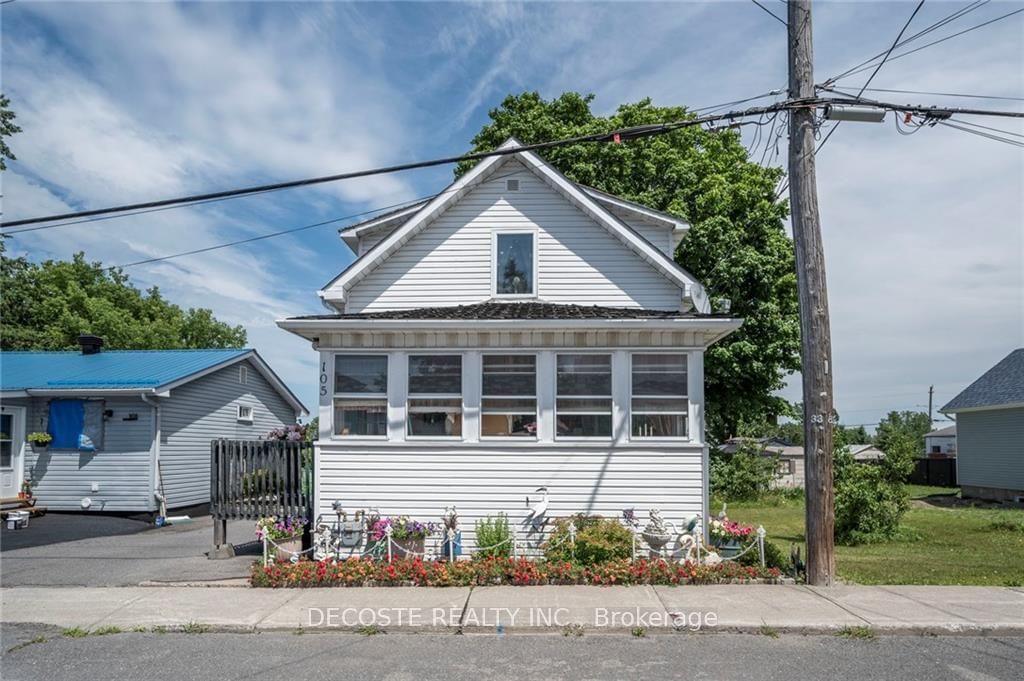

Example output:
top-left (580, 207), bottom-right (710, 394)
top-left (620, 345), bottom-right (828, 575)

top-left (237, 405), bottom-right (254, 423)
top-left (494, 231), bottom-right (535, 296)
top-left (505, 179), bottom-right (519, 191)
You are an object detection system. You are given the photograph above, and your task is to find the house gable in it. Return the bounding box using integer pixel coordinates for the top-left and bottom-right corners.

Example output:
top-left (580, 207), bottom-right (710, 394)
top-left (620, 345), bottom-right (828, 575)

top-left (322, 139), bottom-right (707, 313)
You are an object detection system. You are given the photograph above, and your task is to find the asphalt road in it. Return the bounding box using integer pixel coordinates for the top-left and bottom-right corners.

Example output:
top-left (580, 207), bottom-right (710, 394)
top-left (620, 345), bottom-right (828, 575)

top-left (1, 515), bottom-right (256, 586)
top-left (3, 625), bottom-right (1022, 681)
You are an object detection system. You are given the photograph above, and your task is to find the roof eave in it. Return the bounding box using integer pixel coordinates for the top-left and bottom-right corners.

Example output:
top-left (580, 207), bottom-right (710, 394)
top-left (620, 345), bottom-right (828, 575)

top-left (940, 401), bottom-right (1024, 415)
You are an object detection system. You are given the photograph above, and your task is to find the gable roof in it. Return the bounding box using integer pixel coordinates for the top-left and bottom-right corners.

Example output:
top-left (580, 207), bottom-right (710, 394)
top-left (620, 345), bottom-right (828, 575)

top-left (941, 349), bottom-right (1024, 413)
top-left (0, 348), bottom-right (307, 415)
top-left (322, 138), bottom-right (708, 312)
top-left (924, 424), bottom-right (956, 438)
top-left (287, 300), bottom-right (726, 322)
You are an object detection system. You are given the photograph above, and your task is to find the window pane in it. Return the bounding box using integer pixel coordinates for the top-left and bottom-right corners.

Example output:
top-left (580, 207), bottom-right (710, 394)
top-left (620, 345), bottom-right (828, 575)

top-left (0, 414), bottom-right (11, 440)
top-left (557, 414), bottom-right (612, 438)
top-left (496, 233), bottom-right (533, 294)
top-left (481, 413), bottom-right (537, 437)
top-left (409, 355), bottom-right (462, 394)
top-left (632, 354), bottom-right (687, 396)
top-left (557, 354), bottom-right (611, 396)
top-left (0, 441), bottom-right (11, 468)
top-left (483, 355), bottom-right (536, 396)
top-left (408, 399), bottom-right (462, 437)
top-left (632, 414), bottom-right (687, 438)
top-left (334, 399), bottom-right (387, 436)
top-left (335, 355), bottom-right (388, 394)
top-left (556, 398), bottom-right (613, 413)
top-left (631, 397), bottom-right (688, 412)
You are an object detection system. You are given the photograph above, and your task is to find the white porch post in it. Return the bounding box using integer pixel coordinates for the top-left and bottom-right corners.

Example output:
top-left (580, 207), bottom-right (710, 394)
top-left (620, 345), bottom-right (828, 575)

top-left (537, 351), bottom-right (556, 443)
top-left (688, 348), bottom-right (708, 533)
top-left (463, 351), bottom-right (481, 443)
top-left (612, 350), bottom-right (630, 445)
top-left (388, 352), bottom-right (408, 442)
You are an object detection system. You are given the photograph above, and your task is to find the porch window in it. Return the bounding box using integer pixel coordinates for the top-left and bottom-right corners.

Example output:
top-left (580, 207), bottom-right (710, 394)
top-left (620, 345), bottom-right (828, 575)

top-left (481, 355), bottom-right (537, 437)
top-left (0, 414), bottom-right (11, 468)
top-left (631, 354), bottom-right (688, 438)
top-left (334, 355), bottom-right (388, 436)
top-left (494, 232), bottom-right (534, 296)
top-left (408, 355), bottom-right (463, 437)
top-left (556, 354), bottom-right (612, 438)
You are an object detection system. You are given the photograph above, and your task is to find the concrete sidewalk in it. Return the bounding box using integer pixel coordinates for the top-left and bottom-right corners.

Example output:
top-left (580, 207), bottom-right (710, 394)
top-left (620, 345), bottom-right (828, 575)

top-left (3, 584), bottom-right (1022, 635)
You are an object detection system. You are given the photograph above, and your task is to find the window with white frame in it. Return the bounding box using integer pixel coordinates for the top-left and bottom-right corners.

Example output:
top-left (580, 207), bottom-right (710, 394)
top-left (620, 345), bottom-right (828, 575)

top-left (631, 354), bottom-right (688, 438)
top-left (481, 355), bottom-right (537, 437)
top-left (556, 354), bottom-right (612, 438)
top-left (239, 365), bottom-right (248, 384)
top-left (236, 404), bottom-right (254, 423)
top-left (494, 232), bottom-right (534, 296)
top-left (334, 355), bottom-right (388, 436)
top-left (408, 355), bottom-right (462, 437)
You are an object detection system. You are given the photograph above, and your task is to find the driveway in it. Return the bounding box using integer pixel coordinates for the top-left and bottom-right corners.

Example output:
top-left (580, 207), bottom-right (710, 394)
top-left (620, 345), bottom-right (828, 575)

top-left (1, 513), bottom-right (258, 586)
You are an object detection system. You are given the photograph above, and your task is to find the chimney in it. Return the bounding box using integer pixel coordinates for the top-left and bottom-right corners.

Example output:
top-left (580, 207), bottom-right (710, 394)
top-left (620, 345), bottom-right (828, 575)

top-left (78, 335), bottom-right (104, 355)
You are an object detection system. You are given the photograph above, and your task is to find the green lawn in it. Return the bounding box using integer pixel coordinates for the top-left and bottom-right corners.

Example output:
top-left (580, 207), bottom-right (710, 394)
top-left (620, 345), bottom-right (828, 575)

top-left (722, 487), bottom-right (1024, 586)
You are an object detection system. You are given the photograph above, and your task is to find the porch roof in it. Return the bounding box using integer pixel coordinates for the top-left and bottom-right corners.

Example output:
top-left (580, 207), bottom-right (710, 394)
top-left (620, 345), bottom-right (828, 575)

top-left (285, 301), bottom-right (727, 322)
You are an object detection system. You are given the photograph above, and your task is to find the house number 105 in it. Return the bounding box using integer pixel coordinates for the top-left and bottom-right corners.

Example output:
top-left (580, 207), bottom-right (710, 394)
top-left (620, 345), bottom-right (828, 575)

top-left (319, 361), bottom-right (329, 396)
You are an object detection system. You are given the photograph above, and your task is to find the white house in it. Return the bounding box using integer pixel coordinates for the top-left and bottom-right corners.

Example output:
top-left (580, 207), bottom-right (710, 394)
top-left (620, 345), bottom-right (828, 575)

top-left (278, 139), bottom-right (742, 552)
top-left (923, 424), bottom-right (957, 458)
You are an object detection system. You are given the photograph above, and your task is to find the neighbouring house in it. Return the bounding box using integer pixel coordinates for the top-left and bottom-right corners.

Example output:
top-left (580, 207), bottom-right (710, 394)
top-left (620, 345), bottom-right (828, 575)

top-left (714, 438), bottom-right (885, 490)
top-left (941, 348), bottom-right (1024, 501)
top-left (0, 337), bottom-right (306, 512)
top-left (923, 424), bottom-right (957, 458)
top-left (279, 138), bottom-right (742, 553)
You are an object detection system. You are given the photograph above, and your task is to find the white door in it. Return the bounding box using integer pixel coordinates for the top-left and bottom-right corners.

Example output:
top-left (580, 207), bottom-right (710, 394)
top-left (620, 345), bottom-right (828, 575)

top-left (0, 406), bottom-right (26, 498)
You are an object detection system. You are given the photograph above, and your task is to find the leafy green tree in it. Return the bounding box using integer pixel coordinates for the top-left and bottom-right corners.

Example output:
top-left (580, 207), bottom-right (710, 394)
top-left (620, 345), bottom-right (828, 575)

top-left (0, 250), bottom-right (246, 350)
top-left (0, 94), bottom-right (21, 170)
top-left (875, 410), bottom-right (931, 455)
top-left (460, 92), bottom-right (800, 441)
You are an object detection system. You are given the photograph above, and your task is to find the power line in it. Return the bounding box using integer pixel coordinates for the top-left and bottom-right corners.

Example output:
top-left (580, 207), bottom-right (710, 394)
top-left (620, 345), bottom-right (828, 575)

top-left (824, 0), bottom-right (990, 85)
top-left (1, 99), bottom-right (813, 230)
top-left (832, 6), bottom-right (1024, 84)
top-left (750, 0), bottom-right (786, 26)
top-left (946, 117), bottom-right (1024, 138)
top-left (938, 120), bottom-right (1024, 147)
top-left (855, 0), bottom-right (927, 99)
top-left (832, 86), bottom-right (1024, 102)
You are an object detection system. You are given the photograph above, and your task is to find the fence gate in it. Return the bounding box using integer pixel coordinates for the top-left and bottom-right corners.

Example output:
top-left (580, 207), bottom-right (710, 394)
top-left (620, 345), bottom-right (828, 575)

top-left (209, 439), bottom-right (312, 558)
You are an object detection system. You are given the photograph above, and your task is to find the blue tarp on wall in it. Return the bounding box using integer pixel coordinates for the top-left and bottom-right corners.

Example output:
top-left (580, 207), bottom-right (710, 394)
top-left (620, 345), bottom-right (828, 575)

top-left (47, 399), bottom-right (84, 449)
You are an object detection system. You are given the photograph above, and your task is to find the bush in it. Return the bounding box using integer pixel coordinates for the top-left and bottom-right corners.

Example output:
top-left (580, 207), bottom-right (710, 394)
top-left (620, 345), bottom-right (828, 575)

top-left (544, 516), bottom-right (633, 566)
top-left (833, 447), bottom-right (909, 545)
top-left (474, 513), bottom-right (512, 559)
top-left (737, 539), bottom-right (788, 570)
top-left (710, 442), bottom-right (778, 501)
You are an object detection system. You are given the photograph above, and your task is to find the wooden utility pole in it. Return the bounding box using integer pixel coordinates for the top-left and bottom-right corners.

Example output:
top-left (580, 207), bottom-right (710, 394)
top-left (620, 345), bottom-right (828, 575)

top-left (787, 0), bottom-right (835, 586)
top-left (928, 385), bottom-right (934, 423)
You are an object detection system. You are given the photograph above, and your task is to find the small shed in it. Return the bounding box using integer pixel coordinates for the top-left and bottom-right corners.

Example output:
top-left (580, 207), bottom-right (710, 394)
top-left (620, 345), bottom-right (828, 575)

top-left (941, 348), bottom-right (1024, 501)
top-left (0, 338), bottom-right (306, 512)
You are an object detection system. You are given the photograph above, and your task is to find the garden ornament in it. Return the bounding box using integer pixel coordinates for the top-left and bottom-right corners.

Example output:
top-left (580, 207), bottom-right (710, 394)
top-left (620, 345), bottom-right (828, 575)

top-left (525, 487), bottom-right (549, 523)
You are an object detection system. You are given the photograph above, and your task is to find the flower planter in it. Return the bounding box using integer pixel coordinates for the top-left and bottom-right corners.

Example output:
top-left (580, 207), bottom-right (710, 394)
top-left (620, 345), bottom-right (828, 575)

top-left (390, 537), bottom-right (425, 559)
top-left (714, 539), bottom-right (743, 559)
top-left (642, 532), bottom-right (669, 554)
top-left (271, 536), bottom-right (303, 562)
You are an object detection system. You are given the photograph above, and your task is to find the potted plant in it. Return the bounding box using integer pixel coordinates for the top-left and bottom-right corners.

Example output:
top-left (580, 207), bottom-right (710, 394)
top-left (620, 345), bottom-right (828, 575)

top-left (18, 480), bottom-right (33, 501)
top-left (27, 432), bottom-right (52, 451)
top-left (255, 515), bottom-right (308, 562)
top-left (440, 506), bottom-right (461, 559)
top-left (708, 516), bottom-right (754, 559)
top-left (370, 516), bottom-right (435, 559)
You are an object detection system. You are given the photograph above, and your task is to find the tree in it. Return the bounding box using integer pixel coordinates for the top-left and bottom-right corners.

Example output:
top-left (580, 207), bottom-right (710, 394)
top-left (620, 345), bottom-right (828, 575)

top-left (875, 410), bottom-right (931, 459)
top-left (0, 250), bottom-right (246, 350)
top-left (0, 94), bottom-right (21, 170)
top-left (460, 93), bottom-right (800, 442)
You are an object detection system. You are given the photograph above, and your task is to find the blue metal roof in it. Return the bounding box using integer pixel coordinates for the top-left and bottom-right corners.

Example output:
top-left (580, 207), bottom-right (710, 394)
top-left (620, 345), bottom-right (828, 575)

top-left (0, 349), bottom-right (252, 391)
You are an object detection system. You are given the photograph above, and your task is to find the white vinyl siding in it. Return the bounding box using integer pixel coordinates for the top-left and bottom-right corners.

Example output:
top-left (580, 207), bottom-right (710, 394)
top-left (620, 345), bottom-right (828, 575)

top-left (343, 160), bottom-right (682, 312)
top-left (23, 396), bottom-right (155, 512)
top-left (956, 407), bottom-right (1024, 495)
top-left (605, 205), bottom-right (674, 256)
top-left (316, 443), bottom-right (705, 556)
top-left (159, 360), bottom-right (295, 508)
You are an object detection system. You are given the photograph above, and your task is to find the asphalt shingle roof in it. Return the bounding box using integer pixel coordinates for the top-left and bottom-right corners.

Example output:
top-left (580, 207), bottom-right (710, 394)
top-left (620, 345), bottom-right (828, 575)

top-left (0, 348), bottom-right (251, 391)
top-left (287, 301), bottom-right (716, 322)
top-left (941, 348), bottom-right (1024, 412)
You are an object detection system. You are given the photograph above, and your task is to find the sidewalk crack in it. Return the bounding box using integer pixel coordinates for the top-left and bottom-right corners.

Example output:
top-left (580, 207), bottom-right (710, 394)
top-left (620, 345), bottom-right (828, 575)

top-left (799, 585), bottom-right (872, 625)
top-left (87, 592), bottom-right (146, 629)
top-left (456, 586), bottom-right (474, 633)
top-left (254, 591), bottom-right (305, 631)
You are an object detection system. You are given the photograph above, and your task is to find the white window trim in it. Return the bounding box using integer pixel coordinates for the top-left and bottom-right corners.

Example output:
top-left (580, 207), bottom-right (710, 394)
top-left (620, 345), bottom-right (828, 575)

top-left (554, 352), bottom-right (614, 442)
top-left (239, 365), bottom-right (248, 385)
top-left (480, 353), bottom-right (539, 440)
top-left (491, 229), bottom-right (539, 299)
top-left (627, 351), bottom-right (691, 442)
top-left (407, 354), bottom-right (465, 440)
top-left (332, 352), bottom-right (389, 440)
top-left (236, 404), bottom-right (255, 423)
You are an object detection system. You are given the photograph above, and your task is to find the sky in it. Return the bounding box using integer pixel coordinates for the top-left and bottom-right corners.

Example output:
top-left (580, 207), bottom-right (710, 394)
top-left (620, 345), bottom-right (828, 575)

top-left (3, 1), bottom-right (1022, 431)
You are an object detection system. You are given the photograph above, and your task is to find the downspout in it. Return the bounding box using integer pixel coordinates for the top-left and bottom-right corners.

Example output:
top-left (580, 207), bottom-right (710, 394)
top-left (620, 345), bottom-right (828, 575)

top-left (141, 393), bottom-right (167, 518)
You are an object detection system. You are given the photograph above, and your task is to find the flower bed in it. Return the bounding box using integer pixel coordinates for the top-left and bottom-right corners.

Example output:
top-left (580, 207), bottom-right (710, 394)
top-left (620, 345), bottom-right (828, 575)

top-left (250, 556), bottom-right (782, 588)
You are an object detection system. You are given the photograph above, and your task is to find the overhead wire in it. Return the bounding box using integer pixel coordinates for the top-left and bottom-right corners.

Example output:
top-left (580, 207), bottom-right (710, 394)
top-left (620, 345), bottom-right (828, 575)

top-left (750, 0), bottom-right (787, 26)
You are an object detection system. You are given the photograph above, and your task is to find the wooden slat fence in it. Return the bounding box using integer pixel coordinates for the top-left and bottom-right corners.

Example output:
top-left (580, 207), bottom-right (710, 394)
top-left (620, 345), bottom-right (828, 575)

top-left (210, 439), bottom-right (312, 521)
